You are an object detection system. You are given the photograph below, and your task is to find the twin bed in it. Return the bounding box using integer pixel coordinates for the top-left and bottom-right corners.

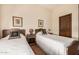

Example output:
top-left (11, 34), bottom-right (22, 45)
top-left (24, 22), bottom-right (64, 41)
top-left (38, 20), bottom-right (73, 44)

top-left (36, 33), bottom-right (75, 55)
top-left (35, 29), bottom-right (76, 55)
top-left (0, 28), bottom-right (76, 55)
top-left (0, 29), bottom-right (34, 55)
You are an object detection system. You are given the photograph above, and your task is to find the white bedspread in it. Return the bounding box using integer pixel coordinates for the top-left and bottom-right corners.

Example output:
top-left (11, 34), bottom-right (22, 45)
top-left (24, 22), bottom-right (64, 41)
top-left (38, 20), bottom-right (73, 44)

top-left (36, 33), bottom-right (75, 55)
top-left (0, 34), bottom-right (34, 55)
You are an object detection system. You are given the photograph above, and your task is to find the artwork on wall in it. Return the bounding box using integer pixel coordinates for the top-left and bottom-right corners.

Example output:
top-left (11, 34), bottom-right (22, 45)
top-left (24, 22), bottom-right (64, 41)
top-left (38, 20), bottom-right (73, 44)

top-left (13, 16), bottom-right (23, 27)
top-left (38, 19), bottom-right (44, 27)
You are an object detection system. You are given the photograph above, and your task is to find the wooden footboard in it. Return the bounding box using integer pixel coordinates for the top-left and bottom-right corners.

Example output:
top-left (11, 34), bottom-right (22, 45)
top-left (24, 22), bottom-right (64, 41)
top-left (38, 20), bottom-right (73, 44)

top-left (68, 41), bottom-right (79, 55)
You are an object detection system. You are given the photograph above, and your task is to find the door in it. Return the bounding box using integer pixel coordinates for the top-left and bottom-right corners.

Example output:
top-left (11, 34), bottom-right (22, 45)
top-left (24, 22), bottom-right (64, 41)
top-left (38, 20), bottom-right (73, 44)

top-left (59, 14), bottom-right (72, 38)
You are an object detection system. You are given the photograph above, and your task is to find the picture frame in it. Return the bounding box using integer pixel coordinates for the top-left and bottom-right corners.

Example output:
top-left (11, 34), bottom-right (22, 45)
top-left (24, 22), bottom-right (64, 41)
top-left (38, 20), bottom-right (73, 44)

top-left (13, 16), bottom-right (23, 27)
top-left (38, 19), bottom-right (44, 27)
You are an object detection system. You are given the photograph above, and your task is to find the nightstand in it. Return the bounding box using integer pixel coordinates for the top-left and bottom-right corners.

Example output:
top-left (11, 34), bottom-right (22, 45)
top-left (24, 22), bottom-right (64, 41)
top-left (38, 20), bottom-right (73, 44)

top-left (48, 33), bottom-right (53, 34)
top-left (26, 34), bottom-right (36, 44)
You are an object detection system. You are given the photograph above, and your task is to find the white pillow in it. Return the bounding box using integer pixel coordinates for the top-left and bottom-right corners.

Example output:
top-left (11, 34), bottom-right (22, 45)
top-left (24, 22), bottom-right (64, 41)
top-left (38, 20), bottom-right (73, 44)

top-left (0, 35), bottom-right (10, 40)
top-left (36, 31), bottom-right (42, 35)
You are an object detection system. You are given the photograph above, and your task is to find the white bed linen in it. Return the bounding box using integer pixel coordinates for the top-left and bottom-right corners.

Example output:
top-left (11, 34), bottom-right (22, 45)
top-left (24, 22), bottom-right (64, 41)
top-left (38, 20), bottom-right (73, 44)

top-left (0, 34), bottom-right (34, 55)
top-left (36, 33), bottom-right (75, 55)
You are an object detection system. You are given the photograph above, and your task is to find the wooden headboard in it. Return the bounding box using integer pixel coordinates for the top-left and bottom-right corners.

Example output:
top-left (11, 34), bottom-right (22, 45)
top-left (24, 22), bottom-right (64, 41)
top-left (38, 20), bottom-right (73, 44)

top-left (2, 29), bottom-right (25, 38)
top-left (35, 28), bottom-right (46, 34)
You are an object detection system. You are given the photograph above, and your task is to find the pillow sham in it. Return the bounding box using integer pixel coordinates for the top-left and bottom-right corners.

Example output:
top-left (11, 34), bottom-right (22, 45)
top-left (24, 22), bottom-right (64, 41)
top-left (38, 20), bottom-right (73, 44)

top-left (42, 29), bottom-right (47, 34)
top-left (9, 31), bottom-right (20, 39)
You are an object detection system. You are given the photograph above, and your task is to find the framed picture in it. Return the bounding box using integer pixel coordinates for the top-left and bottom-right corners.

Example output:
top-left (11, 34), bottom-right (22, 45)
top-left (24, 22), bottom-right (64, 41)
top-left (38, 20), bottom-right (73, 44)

top-left (38, 19), bottom-right (44, 27)
top-left (13, 16), bottom-right (23, 27)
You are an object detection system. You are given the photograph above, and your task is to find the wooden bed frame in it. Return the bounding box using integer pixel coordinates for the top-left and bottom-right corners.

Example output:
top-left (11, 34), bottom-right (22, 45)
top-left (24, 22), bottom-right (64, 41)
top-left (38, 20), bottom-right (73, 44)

top-left (2, 29), bottom-right (25, 38)
top-left (35, 28), bottom-right (46, 34)
top-left (68, 41), bottom-right (79, 55)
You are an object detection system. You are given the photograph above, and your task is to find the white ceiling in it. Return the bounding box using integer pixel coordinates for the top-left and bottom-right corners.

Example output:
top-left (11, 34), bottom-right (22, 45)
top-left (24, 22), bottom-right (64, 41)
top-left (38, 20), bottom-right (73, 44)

top-left (38, 4), bottom-right (68, 11)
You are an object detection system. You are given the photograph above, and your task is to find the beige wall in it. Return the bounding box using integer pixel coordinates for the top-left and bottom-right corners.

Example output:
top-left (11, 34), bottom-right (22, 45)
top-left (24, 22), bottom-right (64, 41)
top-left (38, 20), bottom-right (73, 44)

top-left (0, 4), bottom-right (78, 40)
top-left (78, 4), bottom-right (79, 40)
top-left (0, 5), bottom-right (51, 35)
top-left (0, 5), bottom-right (1, 38)
top-left (51, 4), bottom-right (78, 40)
